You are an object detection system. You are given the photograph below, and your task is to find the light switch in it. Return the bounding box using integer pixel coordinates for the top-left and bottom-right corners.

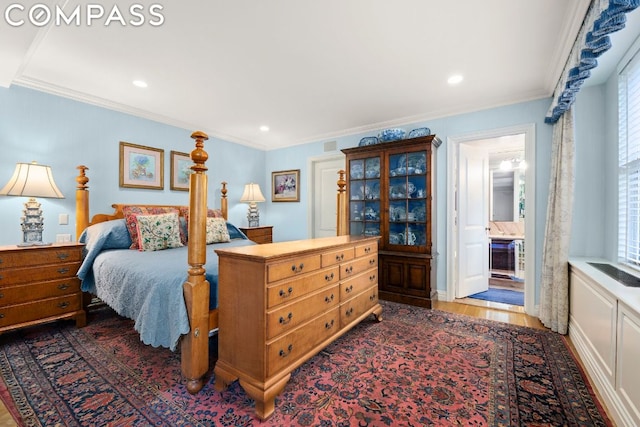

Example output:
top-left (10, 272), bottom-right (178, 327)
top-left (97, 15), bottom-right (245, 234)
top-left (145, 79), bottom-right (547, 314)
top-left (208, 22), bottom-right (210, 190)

top-left (59, 213), bottom-right (69, 225)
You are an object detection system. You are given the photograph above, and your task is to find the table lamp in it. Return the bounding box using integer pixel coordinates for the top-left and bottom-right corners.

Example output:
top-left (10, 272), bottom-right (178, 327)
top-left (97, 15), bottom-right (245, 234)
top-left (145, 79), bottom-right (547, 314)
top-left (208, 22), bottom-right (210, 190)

top-left (0, 161), bottom-right (65, 246)
top-left (239, 183), bottom-right (265, 227)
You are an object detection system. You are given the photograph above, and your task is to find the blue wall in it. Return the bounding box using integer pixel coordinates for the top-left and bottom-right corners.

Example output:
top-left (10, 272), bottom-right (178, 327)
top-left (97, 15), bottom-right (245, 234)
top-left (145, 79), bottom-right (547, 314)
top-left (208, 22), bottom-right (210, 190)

top-left (265, 98), bottom-right (555, 297)
top-left (1, 81), bottom-right (612, 304)
top-left (0, 85), bottom-right (265, 245)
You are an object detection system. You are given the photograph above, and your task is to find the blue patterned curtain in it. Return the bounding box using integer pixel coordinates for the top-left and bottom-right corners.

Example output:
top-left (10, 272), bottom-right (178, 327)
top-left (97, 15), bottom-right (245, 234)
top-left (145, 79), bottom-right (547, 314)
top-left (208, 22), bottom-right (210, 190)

top-left (545, 0), bottom-right (639, 124)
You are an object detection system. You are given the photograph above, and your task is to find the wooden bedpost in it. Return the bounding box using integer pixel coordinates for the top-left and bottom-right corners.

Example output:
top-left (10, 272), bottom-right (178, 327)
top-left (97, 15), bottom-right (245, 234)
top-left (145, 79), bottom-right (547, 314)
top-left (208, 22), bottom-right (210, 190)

top-left (337, 169), bottom-right (347, 236)
top-left (182, 130), bottom-right (210, 394)
top-left (76, 165), bottom-right (90, 241)
top-left (221, 181), bottom-right (228, 220)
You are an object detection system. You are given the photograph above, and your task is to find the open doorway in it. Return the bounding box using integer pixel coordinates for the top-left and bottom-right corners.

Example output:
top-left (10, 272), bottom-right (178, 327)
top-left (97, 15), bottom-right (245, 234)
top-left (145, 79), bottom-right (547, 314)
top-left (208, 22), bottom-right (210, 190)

top-left (446, 124), bottom-right (536, 314)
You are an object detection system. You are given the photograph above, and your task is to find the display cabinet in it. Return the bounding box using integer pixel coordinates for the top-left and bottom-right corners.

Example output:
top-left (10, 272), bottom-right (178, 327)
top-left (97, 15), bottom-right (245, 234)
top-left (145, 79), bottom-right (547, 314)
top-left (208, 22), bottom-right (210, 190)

top-left (342, 135), bottom-right (438, 307)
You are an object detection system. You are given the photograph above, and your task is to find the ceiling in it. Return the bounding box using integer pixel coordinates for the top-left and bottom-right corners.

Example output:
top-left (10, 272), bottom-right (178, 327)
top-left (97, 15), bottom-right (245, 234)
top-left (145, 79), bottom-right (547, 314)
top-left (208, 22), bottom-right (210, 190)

top-left (2, 0), bottom-right (636, 151)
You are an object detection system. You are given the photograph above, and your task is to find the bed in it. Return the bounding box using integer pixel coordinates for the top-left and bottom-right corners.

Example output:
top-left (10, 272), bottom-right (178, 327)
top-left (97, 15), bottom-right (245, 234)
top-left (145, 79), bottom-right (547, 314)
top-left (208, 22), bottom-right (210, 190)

top-left (74, 131), bottom-right (254, 394)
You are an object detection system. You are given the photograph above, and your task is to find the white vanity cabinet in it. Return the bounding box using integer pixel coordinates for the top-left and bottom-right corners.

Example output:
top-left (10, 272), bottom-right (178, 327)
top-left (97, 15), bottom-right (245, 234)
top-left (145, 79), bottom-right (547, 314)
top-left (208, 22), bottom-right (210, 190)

top-left (569, 260), bottom-right (640, 427)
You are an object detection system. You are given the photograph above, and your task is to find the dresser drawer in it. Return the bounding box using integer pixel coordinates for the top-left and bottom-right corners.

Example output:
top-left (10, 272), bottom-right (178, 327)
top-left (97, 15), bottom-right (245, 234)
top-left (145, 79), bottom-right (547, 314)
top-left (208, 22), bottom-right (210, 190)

top-left (321, 247), bottom-right (355, 268)
top-left (267, 307), bottom-right (339, 377)
top-left (340, 254), bottom-right (377, 280)
top-left (0, 278), bottom-right (81, 306)
top-left (340, 285), bottom-right (378, 328)
top-left (0, 247), bottom-right (82, 269)
top-left (267, 284), bottom-right (339, 340)
top-left (267, 254), bottom-right (322, 283)
top-left (267, 266), bottom-right (339, 308)
top-left (0, 294), bottom-right (82, 328)
top-left (355, 242), bottom-right (378, 258)
top-left (0, 262), bottom-right (81, 286)
top-left (340, 268), bottom-right (378, 301)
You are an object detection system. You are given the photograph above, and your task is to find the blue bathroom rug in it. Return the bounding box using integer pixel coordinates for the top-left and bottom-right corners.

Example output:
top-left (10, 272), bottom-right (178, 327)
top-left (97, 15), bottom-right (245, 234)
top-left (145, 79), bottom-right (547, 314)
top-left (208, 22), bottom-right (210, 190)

top-left (469, 288), bottom-right (524, 306)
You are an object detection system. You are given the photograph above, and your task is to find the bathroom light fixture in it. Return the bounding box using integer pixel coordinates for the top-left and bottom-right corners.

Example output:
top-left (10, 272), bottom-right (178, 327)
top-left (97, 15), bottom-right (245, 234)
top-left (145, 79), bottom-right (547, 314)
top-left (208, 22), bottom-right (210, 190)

top-left (260, 125), bottom-right (269, 132)
top-left (0, 161), bottom-right (64, 246)
top-left (499, 158), bottom-right (527, 171)
top-left (240, 183), bottom-right (266, 227)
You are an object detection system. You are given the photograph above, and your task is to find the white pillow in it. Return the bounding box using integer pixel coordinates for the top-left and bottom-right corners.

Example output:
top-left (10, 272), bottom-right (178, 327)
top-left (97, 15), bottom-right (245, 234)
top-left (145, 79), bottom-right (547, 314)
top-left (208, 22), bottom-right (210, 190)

top-left (135, 212), bottom-right (184, 251)
top-left (206, 217), bottom-right (230, 244)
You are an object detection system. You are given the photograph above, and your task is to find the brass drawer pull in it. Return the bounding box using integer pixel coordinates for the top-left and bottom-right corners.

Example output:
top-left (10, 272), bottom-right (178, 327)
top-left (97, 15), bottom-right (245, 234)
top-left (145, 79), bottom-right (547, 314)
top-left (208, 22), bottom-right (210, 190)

top-left (369, 274), bottom-right (376, 282)
top-left (325, 319), bottom-right (334, 329)
top-left (324, 294), bottom-right (334, 303)
top-left (345, 285), bottom-right (353, 293)
top-left (57, 268), bottom-right (70, 274)
top-left (279, 312), bottom-right (293, 325)
top-left (344, 266), bottom-right (353, 274)
top-left (345, 307), bottom-right (353, 317)
top-left (279, 344), bottom-right (293, 358)
top-left (369, 293), bottom-right (377, 301)
top-left (369, 259), bottom-right (376, 265)
top-left (325, 272), bottom-right (334, 281)
top-left (58, 283), bottom-right (70, 291)
top-left (58, 301), bottom-right (70, 309)
top-left (0, 313), bottom-right (4, 319)
top-left (57, 253), bottom-right (69, 260)
top-left (291, 263), bottom-right (304, 273)
top-left (364, 247), bottom-right (371, 253)
top-left (335, 254), bottom-right (344, 262)
top-left (279, 287), bottom-right (293, 298)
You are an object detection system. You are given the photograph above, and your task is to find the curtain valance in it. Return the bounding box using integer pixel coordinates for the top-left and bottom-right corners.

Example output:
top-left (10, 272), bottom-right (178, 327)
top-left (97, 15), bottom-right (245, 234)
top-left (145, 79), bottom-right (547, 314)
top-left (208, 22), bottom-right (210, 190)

top-left (545, 0), bottom-right (639, 124)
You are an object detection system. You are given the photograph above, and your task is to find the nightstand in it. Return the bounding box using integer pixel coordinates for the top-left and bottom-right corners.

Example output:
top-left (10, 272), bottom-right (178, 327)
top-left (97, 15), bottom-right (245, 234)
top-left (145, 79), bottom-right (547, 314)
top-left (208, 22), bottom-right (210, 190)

top-left (239, 225), bottom-right (273, 244)
top-left (0, 242), bottom-right (86, 333)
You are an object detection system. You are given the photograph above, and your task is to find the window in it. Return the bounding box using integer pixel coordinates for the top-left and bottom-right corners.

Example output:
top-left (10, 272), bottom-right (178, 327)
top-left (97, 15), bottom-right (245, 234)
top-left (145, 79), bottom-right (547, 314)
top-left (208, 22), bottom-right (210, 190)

top-left (619, 46), bottom-right (640, 267)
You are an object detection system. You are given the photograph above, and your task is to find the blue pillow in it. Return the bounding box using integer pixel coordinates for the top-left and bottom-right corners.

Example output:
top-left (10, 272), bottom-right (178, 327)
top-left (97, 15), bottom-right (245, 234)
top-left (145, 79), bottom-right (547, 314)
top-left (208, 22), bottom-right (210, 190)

top-left (78, 219), bottom-right (132, 282)
top-left (227, 222), bottom-right (248, 240)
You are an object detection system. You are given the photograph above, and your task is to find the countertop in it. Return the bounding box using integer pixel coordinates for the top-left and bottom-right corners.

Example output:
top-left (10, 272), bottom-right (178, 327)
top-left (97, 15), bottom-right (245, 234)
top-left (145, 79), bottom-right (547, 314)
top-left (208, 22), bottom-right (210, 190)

top-left (569, 257), bottom-right (640, 315)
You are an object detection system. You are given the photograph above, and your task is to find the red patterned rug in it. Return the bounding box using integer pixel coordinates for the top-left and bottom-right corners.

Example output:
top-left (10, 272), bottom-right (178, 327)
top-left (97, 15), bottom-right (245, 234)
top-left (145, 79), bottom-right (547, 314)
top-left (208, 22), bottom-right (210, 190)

top-left (0, 301), bottom-right (610, 426)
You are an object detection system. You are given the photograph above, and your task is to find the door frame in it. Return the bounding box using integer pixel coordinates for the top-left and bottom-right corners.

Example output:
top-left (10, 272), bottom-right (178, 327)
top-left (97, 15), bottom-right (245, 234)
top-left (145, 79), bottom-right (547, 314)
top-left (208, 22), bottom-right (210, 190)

top-left (446, 123), bottom-right (536, 314)
top-left (307, 154), bottom-right (345, 237)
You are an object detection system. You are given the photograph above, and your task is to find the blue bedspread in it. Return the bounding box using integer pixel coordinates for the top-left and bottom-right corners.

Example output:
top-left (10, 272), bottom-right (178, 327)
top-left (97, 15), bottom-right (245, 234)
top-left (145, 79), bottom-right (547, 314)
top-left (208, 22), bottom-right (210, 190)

top-left (77, 219), bottom-right (254, 351)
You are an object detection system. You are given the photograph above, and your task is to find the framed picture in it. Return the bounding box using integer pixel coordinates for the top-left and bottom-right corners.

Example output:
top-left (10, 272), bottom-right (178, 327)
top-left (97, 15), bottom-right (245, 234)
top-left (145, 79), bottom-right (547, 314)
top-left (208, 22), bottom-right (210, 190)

top-left (170, 150), bottom-right (193, 191)
top-left (272, 169), bottom-right (300, 202)
top-left (119, 141), bottom-right (164, 190)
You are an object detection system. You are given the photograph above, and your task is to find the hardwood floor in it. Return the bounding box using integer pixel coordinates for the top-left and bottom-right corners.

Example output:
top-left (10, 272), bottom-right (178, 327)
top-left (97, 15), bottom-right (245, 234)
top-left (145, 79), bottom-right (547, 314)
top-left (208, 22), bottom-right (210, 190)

top-left (0, 299), bottom-right (545, 426)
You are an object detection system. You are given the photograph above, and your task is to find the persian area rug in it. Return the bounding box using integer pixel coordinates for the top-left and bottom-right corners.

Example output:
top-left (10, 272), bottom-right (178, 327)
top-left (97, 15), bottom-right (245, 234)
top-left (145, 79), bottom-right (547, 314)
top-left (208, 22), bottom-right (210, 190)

top-left (0, 301), bottom-right (610, 426)
top-left (469, 288), bottom-right (524, 306)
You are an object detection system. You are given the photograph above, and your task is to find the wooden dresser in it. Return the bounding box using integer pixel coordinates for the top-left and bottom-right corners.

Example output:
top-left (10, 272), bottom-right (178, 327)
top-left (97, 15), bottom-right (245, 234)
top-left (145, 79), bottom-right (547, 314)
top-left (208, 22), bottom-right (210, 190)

top-left (239, 225), bottom-right (273, 244)
top-left (0, 243), bottom-right (86, 333)
top-left (214, 235), bottom-right (382, 420)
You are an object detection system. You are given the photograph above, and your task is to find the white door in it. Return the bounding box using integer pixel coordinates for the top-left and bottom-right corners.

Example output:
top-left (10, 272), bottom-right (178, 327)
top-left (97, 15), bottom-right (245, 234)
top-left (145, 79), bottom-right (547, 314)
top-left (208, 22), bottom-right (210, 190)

top-left (456, 143), bottom-right (490, 298)
top-left (312, 156), bottom-right (345, 238)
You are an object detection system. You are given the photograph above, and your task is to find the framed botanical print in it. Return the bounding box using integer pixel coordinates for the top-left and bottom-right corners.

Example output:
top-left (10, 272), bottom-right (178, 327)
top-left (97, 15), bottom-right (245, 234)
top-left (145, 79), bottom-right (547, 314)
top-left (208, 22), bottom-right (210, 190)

top-left (170, 150), bottom-right (192, 191)
top-left (119, 142), bottom-right (164, 190)
top-left (272, 169), bottom-right (300, 202)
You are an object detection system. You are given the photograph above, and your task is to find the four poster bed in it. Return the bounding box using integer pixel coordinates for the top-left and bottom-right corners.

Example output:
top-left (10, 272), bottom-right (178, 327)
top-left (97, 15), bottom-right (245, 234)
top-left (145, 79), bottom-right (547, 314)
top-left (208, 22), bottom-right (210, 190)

top-left (74, 131), bottom-right (381, 418)
top-left (74, 131), bottom-right (253, 394)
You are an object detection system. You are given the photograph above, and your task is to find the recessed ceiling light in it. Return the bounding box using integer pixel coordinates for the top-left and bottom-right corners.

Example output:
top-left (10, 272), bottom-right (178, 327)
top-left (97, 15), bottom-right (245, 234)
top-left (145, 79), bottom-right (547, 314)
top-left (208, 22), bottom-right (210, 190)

top-left (133, 80), bottom-right (148, 88)
top-left (260, 126), bottom-right (269, 132)
top-left (447, 74), bottom-right (464, 85)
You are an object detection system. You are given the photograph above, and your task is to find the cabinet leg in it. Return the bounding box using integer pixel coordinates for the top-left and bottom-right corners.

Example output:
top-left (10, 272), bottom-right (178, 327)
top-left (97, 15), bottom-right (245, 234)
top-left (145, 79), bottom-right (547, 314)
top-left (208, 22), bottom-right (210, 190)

top-left (240, 373), bottom-right (291, 420)
top-left (75, 310), bottom-right (87, 328)
top-left (372, 303), bottom-right (383, 322)
top-left (213, 362), bottom-right (237, 392)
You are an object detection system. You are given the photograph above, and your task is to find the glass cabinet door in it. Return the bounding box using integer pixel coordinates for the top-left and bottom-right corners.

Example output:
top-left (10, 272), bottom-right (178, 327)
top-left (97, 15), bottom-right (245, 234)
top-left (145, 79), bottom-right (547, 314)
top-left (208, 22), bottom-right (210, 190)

top-left (388, 150), bottom-right (428, 247)
top-left (349, 156), bottom-right (381, 237)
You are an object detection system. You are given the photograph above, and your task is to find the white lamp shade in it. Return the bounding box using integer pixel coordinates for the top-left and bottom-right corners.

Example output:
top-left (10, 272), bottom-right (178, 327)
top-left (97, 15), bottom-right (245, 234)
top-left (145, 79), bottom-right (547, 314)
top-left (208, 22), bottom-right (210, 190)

top-left (240, 183), bottom-right (265, 203)
top-left (0, 162), bottom-right (64, 198)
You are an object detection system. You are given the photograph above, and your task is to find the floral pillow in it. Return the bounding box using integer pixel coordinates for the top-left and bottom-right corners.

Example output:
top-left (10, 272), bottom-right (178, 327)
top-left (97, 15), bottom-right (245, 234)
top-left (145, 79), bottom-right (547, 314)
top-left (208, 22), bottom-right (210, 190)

top-left (122, 206), bottom-right (186, 249)
top-left (135, 212), bottom-right (184, 251)
top-left (179, 206), bottom-right (225, 229)
top-left (206, 217), bottom-right (230, 244)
